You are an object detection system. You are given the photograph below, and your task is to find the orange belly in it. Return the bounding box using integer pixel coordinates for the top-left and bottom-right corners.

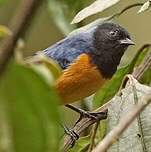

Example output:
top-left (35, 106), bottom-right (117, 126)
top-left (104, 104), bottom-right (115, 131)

top-left (54, 54), bottom-right (108, 105)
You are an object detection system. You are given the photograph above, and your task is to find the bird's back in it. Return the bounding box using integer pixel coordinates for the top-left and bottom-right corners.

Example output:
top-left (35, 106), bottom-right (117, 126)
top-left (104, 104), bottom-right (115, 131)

top-left (42, 27), bottom-right (96, 69)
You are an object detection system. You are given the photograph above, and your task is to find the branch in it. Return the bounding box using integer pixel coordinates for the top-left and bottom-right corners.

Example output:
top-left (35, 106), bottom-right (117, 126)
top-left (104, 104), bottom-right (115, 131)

top-left (0, 0), bottom-right (43, 76)
top-left (92, 91), bottom-right (151, 152)
top-left (60, 102), bottom-right (110, 152)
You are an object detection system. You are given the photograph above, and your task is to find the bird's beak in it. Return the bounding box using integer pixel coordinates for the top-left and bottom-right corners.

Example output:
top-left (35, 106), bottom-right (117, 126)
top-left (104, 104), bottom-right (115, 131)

top-left (119, 38), bottom-right (135, 45)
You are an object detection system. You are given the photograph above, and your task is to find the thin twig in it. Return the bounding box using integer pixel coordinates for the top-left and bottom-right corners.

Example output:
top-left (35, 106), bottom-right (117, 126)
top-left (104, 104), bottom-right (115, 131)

top-left (0, 0), bottom-right (42, 76)
top-left (133, 48), bottom-right (151, 80)
top-left (88, 121), bottom-right (100, 152)
top-left (119, 3), bottom-right (143, 15)
top-left (92, 91), bottom-right (151, 152)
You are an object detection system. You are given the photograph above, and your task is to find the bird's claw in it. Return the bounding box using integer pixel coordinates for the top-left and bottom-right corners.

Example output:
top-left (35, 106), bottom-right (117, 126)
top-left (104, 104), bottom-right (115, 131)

top-left (63, 125), bottom-right (79, 147)
top-left (66, 104), bottom-right (107, 125)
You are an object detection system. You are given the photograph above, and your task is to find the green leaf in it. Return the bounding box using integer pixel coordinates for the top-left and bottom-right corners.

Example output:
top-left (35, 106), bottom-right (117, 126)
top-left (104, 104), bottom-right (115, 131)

top-left (67, 136), bottom-right (90, 152)
top-left (0, 62), bottom-right (61, 152)
top-left (0, 0), bottom-right (4, 3)
top-left (134, 46), bottom-right (151, 85)
top-left (94, 120), bottom-right (107, 145)
top-left (140, 67), bottom-right (151, 85)
top-left (92, 65), bottom-right (130, 109)
top-left (71, 0), bottom-right (121, 24)
top-left (26, 53), bottom-right (62, 85)
top-left (138, 0), bottom-right (151, 13)
top-left (69, 14), bottom-right (119, 36)
top-left (135, 48), bottom-right (149, 66)
top-left (47, 0), bottom-right (83, 35)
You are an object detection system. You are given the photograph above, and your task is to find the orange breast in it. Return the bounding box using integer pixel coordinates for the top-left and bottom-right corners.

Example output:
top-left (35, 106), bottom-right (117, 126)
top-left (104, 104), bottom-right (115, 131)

top-left (54, 54), bottom-right (108, 105)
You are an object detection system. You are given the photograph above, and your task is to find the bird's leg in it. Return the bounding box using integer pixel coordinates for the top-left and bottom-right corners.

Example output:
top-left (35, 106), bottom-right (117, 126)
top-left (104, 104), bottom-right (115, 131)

top-left (65, 104), bottom-right (107, 125)
top-left (62, 104), bottom-right (107, 147)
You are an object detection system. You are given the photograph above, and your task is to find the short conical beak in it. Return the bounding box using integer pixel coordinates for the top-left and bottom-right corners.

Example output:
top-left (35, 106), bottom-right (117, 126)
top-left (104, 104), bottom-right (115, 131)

top-left (119, 38), bottom-right (135, 45)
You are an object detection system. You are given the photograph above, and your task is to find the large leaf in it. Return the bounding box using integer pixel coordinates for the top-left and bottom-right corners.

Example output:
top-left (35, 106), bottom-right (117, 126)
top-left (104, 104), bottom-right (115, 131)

top-left (71, 0), bottom-right (120, 24)
top-left (107, 76), bottom-right (151, 151)
top-left (47, 0), bottom-right (83, 35)
top-left (91, 46), bottom-right (151, 150)
top-left (138, 0), bottom-right (151, 13)
top-left (0, 62), bottom-right (62, 152)
top-left (92, 65), bottom-right (135, 150)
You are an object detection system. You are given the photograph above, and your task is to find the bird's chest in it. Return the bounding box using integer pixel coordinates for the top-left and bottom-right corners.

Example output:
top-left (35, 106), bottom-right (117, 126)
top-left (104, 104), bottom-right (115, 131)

top-left (54, 54), bottom-right (109, 104)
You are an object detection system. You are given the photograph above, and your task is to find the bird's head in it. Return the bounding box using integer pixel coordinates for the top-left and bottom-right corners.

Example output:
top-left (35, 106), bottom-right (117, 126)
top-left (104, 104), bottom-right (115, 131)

top-left (93, 22), bottom-right (135, 55)
top-left (88, 22), bottom-right (135, 78)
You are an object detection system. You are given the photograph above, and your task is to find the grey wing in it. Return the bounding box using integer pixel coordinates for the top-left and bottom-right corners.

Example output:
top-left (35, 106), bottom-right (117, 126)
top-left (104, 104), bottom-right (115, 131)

top-left (41, 27), bottom-right (96, 69)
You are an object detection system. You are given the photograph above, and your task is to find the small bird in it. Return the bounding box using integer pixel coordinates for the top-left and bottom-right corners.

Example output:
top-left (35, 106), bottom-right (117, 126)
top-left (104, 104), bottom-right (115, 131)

top-left (29, 22), bottom-right (135, 144)
top-left (42, 23), bottom-right (134, 105)
top-left (31, 22), bottom-right (134, 120)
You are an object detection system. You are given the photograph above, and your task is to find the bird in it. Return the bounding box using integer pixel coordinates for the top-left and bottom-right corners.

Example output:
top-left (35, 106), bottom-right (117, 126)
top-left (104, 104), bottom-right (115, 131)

top-left (41, 22), bottom-right (134, 106)
top-left (29, 22), bottom-right (135, 144)
top-left (31, 22), bottom-right (135, 113)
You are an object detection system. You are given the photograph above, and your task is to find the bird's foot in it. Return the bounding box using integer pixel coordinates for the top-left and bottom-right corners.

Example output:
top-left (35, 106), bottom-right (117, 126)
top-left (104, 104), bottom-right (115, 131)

top-left (63, 125), bottom-right (79, 147)
top-left (65, 104), bottom-right (107, 125)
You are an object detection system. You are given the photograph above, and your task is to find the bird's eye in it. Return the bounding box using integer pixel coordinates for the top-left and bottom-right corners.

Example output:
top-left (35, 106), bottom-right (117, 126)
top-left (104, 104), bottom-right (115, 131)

top-left (110, 31), bottom-right (118, 37)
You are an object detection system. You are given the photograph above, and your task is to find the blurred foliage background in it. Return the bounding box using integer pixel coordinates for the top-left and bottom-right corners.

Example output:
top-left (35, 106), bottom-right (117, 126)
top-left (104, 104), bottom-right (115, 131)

top-left (0, 0), bottom-right (151, 128)
top-left (0, 0), bottom-right (151, 152)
